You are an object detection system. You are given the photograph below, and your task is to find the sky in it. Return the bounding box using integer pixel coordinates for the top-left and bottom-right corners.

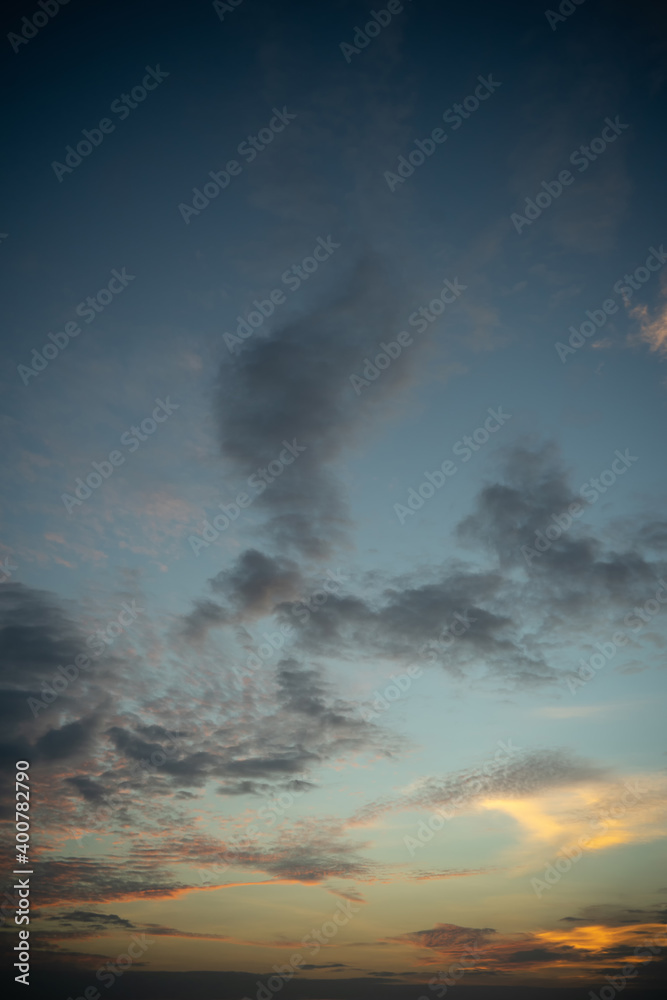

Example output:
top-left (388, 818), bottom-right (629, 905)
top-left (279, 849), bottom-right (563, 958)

top-left (1, 0), bottom-right (667, 998)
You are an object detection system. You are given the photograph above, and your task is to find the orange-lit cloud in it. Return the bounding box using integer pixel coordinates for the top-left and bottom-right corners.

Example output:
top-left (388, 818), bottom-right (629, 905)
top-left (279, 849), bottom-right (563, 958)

top-left (391, 918), bottom-right (667, 984)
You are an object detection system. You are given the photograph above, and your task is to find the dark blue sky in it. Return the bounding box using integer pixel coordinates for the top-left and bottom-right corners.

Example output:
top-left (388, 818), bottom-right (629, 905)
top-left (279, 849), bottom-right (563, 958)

top-left (1, 1), bottom-right (667, 997)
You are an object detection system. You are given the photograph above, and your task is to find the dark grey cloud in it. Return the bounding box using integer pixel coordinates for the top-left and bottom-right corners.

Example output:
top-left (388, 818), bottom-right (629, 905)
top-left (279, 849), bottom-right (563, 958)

top-left (299, 963), bottom-right (348, 970)
top-left (215, 256), bottom-right (414, 557)
top-left (506, 947), bottom-right (572, 964)
top-left (210, 548), bottom-right (303, 618)
top-left (0, 582), bottom-right (131, 782)
top-left (265, 442), bottom-right (667, 690)
top-left (45, 909), bottom-right (135, 930)
top-left (34, 715), bottom-right (99, 761)
top-left (457, 442), bottom-right (665, 609)
top-left (634, 520), bottom-right (667, 551)
top-left (559, 903), bottom-right (667, 927)
top-left (33, 858), bottom-right (193, 906)
top-left (353, 748), bottom-right (608, 825)
top-left (59, 662), bottom-right (400, 829)
top-left (274, 568), bottom-right (552, 688)
top-left (395, 922), bottom-right (495, 950)
top-left (0, 582), bottom-right (85, 686)
top-left (65, 775), bottom-right (107, 804)
top-left (180, 598), bottom-right (229, 642)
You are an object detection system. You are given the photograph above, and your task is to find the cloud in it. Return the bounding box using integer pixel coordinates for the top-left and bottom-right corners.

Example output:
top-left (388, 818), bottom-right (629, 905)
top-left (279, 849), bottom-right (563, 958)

top-left (180, 599), bottom-right (229, 642)
top-left (45, 909), bottom-right (135, 931)
top-left (0, 583), bottom-right (85, 687)
top-left (57, 660), bottom-right (400, 828)
top-left (560, 903), bottom-right (667, 927)
top-left (256, 442), bottom-right (667, 690)
top-left (479, 772), bottom-right (667, 864)
top-left (391, 916), bottom-right (667, 983)
top-left (352, 748), bottom-right (608, 826)
top-left (209, 549), bottom-right (304, 618)
top-left (132, 819), bottom-right (380, 886)
top-left (395, 922), bottom-right (495, 951)
top-left (30, 858), bottom-right (201, 906)
top-left (34, 715), bottom-right (100, 761)
top-left (214, 256), bottom-right (419, 558)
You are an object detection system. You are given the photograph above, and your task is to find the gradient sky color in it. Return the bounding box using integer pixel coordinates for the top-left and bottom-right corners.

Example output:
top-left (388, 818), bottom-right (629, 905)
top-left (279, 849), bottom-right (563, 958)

top-left (1, 1), bottom-right (666, 998)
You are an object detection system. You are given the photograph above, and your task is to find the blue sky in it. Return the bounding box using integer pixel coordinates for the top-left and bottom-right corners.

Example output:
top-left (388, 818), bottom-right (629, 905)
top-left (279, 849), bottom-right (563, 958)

top-left (1, 1), bottom-right (667, 997)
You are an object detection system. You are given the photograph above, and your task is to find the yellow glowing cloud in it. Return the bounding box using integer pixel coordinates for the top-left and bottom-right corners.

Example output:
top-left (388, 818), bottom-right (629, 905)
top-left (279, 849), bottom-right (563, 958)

top-left (538, 922), bottom-right (667, 957)
top-left (477, 774), bottom-right (667, 867)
